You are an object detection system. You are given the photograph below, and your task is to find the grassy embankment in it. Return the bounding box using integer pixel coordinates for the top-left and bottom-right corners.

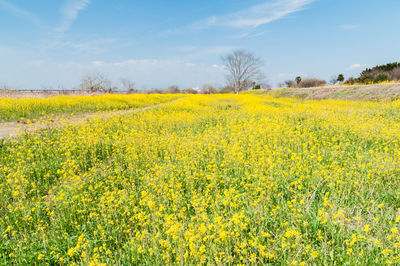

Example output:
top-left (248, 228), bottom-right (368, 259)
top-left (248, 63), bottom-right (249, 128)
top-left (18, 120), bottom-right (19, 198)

top-left (267, 83), bottom-right (400, 101)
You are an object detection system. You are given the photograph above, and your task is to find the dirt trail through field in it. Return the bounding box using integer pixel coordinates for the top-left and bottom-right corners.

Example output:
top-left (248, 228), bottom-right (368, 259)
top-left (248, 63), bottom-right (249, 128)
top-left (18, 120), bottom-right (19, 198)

top-left (0, 99), bottom-right (180, 139)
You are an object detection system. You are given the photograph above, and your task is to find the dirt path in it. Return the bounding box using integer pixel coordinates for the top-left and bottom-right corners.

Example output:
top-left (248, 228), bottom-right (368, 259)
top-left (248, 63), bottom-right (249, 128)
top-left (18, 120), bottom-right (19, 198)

top-left (0, 99), bottom-right (180, 139)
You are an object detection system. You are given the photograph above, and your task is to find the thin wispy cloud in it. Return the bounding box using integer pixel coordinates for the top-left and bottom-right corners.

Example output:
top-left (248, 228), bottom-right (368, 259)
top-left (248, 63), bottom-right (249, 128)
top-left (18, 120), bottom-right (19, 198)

top-left (190, 46), bottom-right (237, 56)
top-left (36, 36), bottom-right (122, 58)
top-left (232, 29), bottom-right (267, 39)
top-left (346, 64), bottom-right (367, 71)
top-left (56, 0), bottom-right (91, 34)
top-left (0, 0), bottom-right (44, 27)
top-left (191, 0), bottom-right (315, 30)
top-left (171, 45), bottom-right (237, 61)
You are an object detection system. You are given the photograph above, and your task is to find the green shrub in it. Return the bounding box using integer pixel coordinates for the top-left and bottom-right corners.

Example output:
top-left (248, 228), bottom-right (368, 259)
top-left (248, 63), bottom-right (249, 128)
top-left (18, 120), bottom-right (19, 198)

top-left (295, 76), bottom-right (302, 85)
top-left (337, 74), bottom-right (345, 83)
top-left (344, 77), bottom-right (355, 85)
top-left (357, 75), bottom-right (373, 84)
top-left (374, 74), bottom-right (388, 83)
top-left (299, 78), bottom-right (327, 88)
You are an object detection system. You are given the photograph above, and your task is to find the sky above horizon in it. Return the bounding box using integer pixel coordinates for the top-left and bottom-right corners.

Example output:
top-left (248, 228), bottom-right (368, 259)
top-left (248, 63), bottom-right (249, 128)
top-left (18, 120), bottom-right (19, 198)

top-left (0, 0), bottom-right (399, 90)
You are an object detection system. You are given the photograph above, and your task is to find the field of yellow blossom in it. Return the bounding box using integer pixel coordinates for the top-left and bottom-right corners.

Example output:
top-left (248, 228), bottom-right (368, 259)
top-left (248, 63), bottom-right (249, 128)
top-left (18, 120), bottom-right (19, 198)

top-left (1, 94), bottom-right (400, 264)
top-left (0, 94), bottom-right (178, 122)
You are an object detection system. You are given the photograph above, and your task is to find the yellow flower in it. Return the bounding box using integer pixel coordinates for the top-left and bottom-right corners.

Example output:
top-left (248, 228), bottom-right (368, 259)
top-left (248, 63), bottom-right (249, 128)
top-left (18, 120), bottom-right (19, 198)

top-left (3, 93), bottom-right (400, 264)
top-left (364, 224), bottom-right (370, 233)
top-left (67, 248), bottom-right (75, 257)
top-left (311, 250), bottom-right (319, 259)
top-left (347, 248), bottom-right (353, 255)
top-left (382, 249), bottom-right (392, 256)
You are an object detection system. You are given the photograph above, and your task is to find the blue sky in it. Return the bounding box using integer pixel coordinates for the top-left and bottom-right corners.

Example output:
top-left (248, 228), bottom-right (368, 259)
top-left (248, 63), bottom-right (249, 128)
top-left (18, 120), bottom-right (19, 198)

top-left (0, 0), bottom-right (399, 90)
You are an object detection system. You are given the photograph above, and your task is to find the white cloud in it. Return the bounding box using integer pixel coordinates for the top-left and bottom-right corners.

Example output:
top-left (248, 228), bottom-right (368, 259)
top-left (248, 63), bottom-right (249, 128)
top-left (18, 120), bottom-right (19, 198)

top-left (192, 0), bottom-right (315, 30)
top-left (196, 46), bottom-right (237, 56)
top-left (174, 45), bottom-right (236, 56)
top-left (176, 46), bottom-right (238, 61)
top-left (232, 30), bottom-right (267, 39)
top-left (212, 64), bottom-right (225, 70)
top-left (36, 37), bottom-right (122, 58)
top-left (0, 0), bottom-right (44, 27)
top-left (2, 58), bottom-right (226, 90)
top-left (346, 64), bottom-right (366, 71)
top-left (92, 61), bottom-right (105, 66)
top-left (56, 0), bottom-right (91, 34)
top-left (100, 59), bottom-right (225, 88)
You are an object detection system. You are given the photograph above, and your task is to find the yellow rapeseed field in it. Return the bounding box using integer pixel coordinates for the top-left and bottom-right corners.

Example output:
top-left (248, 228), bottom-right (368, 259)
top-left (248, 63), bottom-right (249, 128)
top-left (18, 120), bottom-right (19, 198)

top-left (0, 94), bottom-right (179, 122)
top-left (1, 94), bottom-right (400, 264)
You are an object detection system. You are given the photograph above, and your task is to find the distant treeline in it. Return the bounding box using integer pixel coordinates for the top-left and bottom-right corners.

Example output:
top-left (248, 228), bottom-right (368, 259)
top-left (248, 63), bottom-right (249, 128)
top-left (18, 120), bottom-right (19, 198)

top-left (281, 77), bottom-right (327, 88)
top-left (281, 62), bottom-right (400, 89)
top-left (0, 85), bottom-right (268, 95)
top-left (346, 62), bottom-right (400, 84)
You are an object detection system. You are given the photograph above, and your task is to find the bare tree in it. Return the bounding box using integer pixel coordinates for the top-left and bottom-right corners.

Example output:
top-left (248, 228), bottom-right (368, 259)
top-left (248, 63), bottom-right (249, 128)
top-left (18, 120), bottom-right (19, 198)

top-left (183, 88), bottom-right (198, 94)
top-left (284, 80), bottom-right (297, 88)
top-left (166, 85), bottom-right (181, 94)
top-left (344, 77), bottom-right (355, 85)
top-left (201, 84), bottom-right (217, 94)
top-left (0, 83), bottom-right (10, 90)
top-left (221, 50), bottom-right (264, 94)
top-left (121, 78), bottom-right (136, 92)
top-left (299, 78), bottom-right (327, 88)
top-left (329, 76), bottom-right (338, 85)
top-left (278, 82), bottom-right (286, 88)
top-left (259, 82), bottom-right (272, 90)
top-left (220, 85), bottom-right (235, 93)
top-left (391, 68), bottom-right (400, 80)
top-left (80, 72), bottom-right (113, 93)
